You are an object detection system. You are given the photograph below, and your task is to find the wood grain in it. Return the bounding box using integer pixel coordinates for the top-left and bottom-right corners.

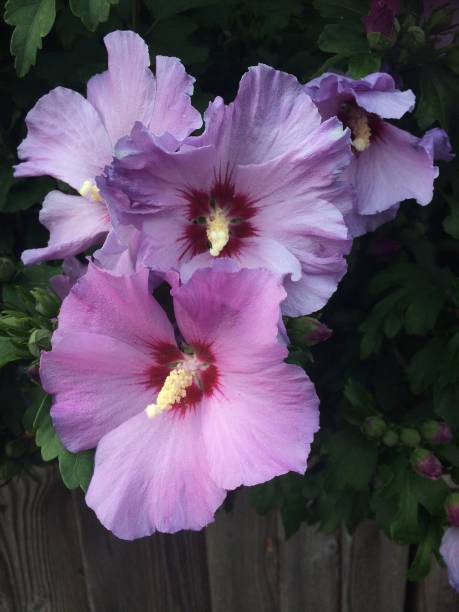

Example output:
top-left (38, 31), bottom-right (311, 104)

top-left (72, 488), bottom-right (211, 612)
top-left (0, 466), bottom-right (89, 612)
top-left (206, 489), bottom-right (280, 612)
top-left (413, 557), bottom-right (459, 612)
top-left (341, 521), bottom-right (409, 612)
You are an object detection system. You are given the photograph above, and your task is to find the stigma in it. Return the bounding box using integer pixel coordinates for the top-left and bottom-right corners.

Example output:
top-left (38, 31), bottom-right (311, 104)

top-left (145, 367), bottom-right (194, 419)
top-left (206, 207), bottom-right (230, 256)
top-left (79, 180), bottom-right (103, 202)
top-left (348, 110), bottom-right (372, 152)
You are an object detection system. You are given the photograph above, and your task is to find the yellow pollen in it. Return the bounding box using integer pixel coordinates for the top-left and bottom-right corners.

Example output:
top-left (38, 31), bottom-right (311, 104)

top-left (145, 367), bottom-right (193, 419)
top-left (206, 207), bottom-right (230, 257)
top-left (349, 113), bottom-right (372, 152)
top-left (79, 180), bottom-right (103, 202)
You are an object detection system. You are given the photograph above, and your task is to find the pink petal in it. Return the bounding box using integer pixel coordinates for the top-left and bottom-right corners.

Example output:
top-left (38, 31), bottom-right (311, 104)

top-left (189, 64), bottom-right (322, 167)
top-left (86, 410), bottom-right (226, 538)
top-left (352, 121), bottom-right (438, 215)
top-left (87, 30), bottom-right (157, 147)
top-left (42, 332), bottom-right (158, 451)
top-left (201, 362), bottom-right (319, 489)
top-left (440, 527), bottom-right (459, 592)
top-left (172, 267), bottom-right (288, 373)
top-left (15, 88), bottom-right (112, 191)
top-left (21, 191), bottom-right (110, 265)
top-left (149, 55), bottom-right (202, 142)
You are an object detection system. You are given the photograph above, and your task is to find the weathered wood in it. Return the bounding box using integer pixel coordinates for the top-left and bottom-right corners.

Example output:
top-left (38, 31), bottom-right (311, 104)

top-left (206, 489), bottom-right (280, 612)
top-left (0, 466), bottom-right (89, 612)
top-left (72, 488), bottom-right (212, 612)
top-left (279, 523), bottom-right (340, 612)
top-left (341, 521), bottom-right (409, 612)
top-left (413, 557), bottom-right (459, 612)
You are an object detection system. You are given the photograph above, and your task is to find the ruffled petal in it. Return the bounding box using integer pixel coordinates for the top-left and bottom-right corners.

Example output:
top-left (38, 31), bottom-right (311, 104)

top-left (21, 191), bottom-right (110, 266)
top-left (188, 64), bottom-right (322, 167)
top-left (172, 267), bottom-right (287, 373)
top-left (87, 30), bottom-right (156, 146)
top-left (86, 410), bottom-right (226, 538)
top-left (42, 332), bottom-right (159, 451)
top-left (149, 55), bottom-right (202, 142)
top-left (201, 362), bottom-right (319, 489)
top-left (15, 88), bottom-right (112, 191)
top-left (419, 127), bottom-right (455, 162)
top-left (352, 122), bottom-right (438, 215)
top-left (440, 527), bottom-right (459, 592)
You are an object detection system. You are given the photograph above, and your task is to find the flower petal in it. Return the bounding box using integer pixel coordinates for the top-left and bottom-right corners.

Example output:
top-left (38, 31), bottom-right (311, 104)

top-left (201, 362), bottom-right (319, 489)
top-left (172, 267), bottom-right (287, 373)
top-left (15, 88), bottom-right (112, 191)
top-left (42, 332), bottom-right (158, 451)
top-left (440, 527), bottom-right (459, 592)
top-left (87, 30), bottom-right (156, 146)
top-left (86, 410), bottom-right (226, 538)
top-left (352, 121), bottom-right (438, 215)
top-left (189, 64), bottom-right (322, 166)
top-left (21, 191), bottom-right (110, 266)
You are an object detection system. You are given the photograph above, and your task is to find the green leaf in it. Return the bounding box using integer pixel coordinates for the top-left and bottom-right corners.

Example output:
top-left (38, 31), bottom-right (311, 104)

top-left (0, 337), bottom-right (24, 368)
top-left (348, 53), bottom-right (381, 78)
top-left (4, 0), bottom-right (56, 77)
top-left (58, 449), bottom-right (94, 491)
top-left (326, 429), bottom-right (378, 491)
top-left (318, 24), bottom-right (368, 56)
top-left (407, 522), bottom-right (442, 581)
top-left (415, 68), bottom-right (459, 129)
top-left (390, 472), bottom-right (423, 544)
top-left (69, 0), bottom-right (119, 31)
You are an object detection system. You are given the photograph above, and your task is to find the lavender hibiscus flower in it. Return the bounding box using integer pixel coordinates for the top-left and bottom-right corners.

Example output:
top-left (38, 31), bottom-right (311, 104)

top-left (16, 30), bottom-right (201, 266)
top-left (440, 527), bottom-right (459, 592)
top-left (304, 72), bottom-right (440, 236)
top-left (98, 64), bottom-right (353, 317)
top-left (40, 263), bottom-right (319, 538)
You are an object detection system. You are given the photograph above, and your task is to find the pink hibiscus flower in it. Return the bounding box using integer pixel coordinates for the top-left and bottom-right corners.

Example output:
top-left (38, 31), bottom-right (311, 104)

top-left (40, 263), bottom-right (319, 538)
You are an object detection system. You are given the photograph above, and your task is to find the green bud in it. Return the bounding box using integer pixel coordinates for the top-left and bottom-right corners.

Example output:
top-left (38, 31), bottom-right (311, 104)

top-left (0, 257), bottom-right (16, 283)
top-left (31, 288), bottom-right (60, 318)
top-left (383, 429), bottom-right (399, 447)
top-left (28, 328), bottom-right (51, 358)
top-left (400, 428), bottom-right (421, 448)
top-left (420, 420), bottom-right (453, 444)
top-left (405, 26), bottom-right (425, 48)
top-left (0, 313), bottom-right (33, 334)
top-left (364, 416), bottom-right (387, 438)
top-left (289, 316), bottom-right (332, 347)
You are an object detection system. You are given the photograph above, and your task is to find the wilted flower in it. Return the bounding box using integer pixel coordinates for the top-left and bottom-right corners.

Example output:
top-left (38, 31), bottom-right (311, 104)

top-left (15, 30), bottom-right (201, 265)
top-left (420, 419), bottom-right (453, 444)
top-left (40, 263), bottom-right (319, 538)
top-left (446, 493), bottom-right (459, 527)
top-left (440, 527), bottom-right (459, 592)
top-left (362, 0), bottom-right (400, 38)
top-left (99, 64), bottom-right (353, 317)
top-left (304, 72), bottom-right (439, 236)
top-left (411, 448), bottom-right (443, 480)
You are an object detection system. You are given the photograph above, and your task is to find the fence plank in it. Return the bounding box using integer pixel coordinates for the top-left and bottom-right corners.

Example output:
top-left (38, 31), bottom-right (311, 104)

top-left (413, 557), bottom-right (459, 612)
top-left (206, 489), bottom-right (280, 612)
top-left (0, 466), bottom-right (89, 612)
top-left (342, 521), bottom-right (409, 612)
top-left (279, 523), bottom-right (340, 612)
top-left (72, 488), bottom-right (211, 612)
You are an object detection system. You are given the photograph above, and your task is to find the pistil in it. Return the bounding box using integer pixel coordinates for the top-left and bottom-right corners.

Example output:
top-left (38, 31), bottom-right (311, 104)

top-left (206, 207), bottom-right (230, 256)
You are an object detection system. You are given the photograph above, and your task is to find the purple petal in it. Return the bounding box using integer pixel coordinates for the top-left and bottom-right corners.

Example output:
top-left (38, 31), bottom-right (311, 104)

top-left (87, 30), bottom-right (157, 146)
top-left (351, 121), bottom-right (438, 216)
top-left (201, 363), bottom-right (319, 490)
top-left (21, 191), bottom-right (110, 265)
top-left (86, 410), bottom-right (226, 538)
top-left (15, 88), bottom-right (112, 191)
top-left (419, 127), bottom-right (455, 162)
top-left (440, 527), bottom-right (459, 592)
top-left (344, 205), bottom-right (399, 238)
top-left (188, 64), bottom-right (323, 166)
top-left (49, 257), bottom-right (87, 299)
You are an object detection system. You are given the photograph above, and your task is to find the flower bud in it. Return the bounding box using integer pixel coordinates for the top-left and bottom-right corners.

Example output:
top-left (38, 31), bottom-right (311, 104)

top-left (28, 329), bottom-right (51, 358)
top-left (364, 416), bottom-right (387, 438)
top-left (31, 288), bottom-right (60, 318)
top-left (421, 420), bottom-right (453, 445)
top-left (289, 316), bottom-right (332, 347)
top-left (382, 429), bottom-right (399, 447)
top-left (0, 257), bottom-right (16, 283)
top-left (446, 493), bottom-right (459, 527)
top-left (411, 448), bottom-right (443, 480)
top-left (0, 313), bottom-right (32, 334)
top-left (400, 427), bottom-right (421, 448)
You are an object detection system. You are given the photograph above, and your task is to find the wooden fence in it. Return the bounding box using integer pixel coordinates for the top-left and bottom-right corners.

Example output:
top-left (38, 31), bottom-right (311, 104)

top-left (0, 466), bottom-right (458, 612)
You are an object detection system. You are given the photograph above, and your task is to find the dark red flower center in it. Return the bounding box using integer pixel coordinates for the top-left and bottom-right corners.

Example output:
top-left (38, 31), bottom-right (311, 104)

top-left (179, 176), bottom-right (257, 259)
